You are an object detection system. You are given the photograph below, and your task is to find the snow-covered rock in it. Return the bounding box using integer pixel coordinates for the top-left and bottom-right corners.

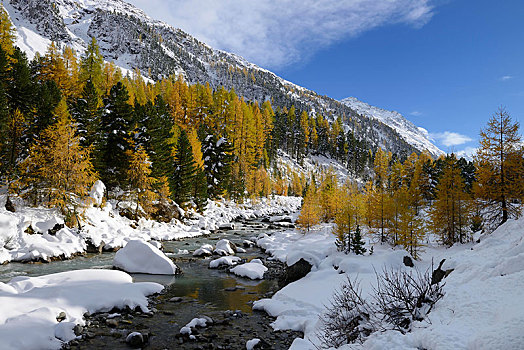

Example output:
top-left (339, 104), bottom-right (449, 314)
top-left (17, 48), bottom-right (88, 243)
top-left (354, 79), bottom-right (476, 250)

top-left (0, 269), bottom-right (162, 350)
top-left (193, 244), bottom-right (214, 257)
top-left (230, 262), bottom-right (268, 280)
top-left (214, 239), bottom-right (237, 256)
top-left (89, 180), bottom-right (106, 206)
top-left (113, 240), bottom-right (178, 275)
top-left (209, 256), bottom-right (241, 269)
top-left (246, 338), bottom-right (261, 350)
top-left (180, 317), bottom-right (209, 335)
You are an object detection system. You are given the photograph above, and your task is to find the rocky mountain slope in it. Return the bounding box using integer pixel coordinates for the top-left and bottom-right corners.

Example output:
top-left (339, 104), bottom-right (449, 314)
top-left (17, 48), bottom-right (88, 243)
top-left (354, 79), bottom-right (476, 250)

top-left (5, 0), bottom-right (442, 158)
top-left (342, 97), bottom-right (443, 157)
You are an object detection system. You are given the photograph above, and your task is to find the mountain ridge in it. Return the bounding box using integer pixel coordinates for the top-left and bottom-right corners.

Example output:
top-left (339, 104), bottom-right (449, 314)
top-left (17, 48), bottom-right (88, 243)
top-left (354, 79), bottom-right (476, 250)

top-left (5, 0), bottom-right (442, 158)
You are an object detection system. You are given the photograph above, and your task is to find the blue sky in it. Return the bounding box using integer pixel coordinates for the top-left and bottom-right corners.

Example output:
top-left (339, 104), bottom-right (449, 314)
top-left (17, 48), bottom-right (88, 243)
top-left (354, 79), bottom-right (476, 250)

top-left (129, 0), bottom-right (523, 155)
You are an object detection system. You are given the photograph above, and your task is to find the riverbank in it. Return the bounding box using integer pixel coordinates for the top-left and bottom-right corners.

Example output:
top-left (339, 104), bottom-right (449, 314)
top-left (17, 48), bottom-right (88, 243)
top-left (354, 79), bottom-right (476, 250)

top-left (0, 217), bottom-right (303, 349)
top-left (0, 193), bottom-right (301, 264)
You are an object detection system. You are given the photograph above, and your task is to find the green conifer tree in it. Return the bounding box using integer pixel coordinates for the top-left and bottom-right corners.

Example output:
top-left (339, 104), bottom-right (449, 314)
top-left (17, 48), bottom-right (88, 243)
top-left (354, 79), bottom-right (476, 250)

top-left (171, 130), bottom-right (196, 208)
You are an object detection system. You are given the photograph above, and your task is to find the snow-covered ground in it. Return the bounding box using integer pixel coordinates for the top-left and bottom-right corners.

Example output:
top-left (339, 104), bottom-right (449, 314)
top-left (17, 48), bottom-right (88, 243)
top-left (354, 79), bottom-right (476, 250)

top-left (0, 269), bottom-right (163, 350)
top-left (254, 216), bottom-right (524, 349)
top-left (0, 192), bottom-right (301, 264)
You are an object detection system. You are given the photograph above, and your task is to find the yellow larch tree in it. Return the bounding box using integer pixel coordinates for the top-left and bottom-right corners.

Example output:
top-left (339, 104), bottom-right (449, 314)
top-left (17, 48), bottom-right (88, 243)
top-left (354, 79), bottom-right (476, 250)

top-left (297, 186), bottom-right (321, 232)
top-left (474, 107), bottom-right (523, 230)
top-left (17, 99), bottom-right (97, 215)
top-left (430, 155), bottom-right (473, 245)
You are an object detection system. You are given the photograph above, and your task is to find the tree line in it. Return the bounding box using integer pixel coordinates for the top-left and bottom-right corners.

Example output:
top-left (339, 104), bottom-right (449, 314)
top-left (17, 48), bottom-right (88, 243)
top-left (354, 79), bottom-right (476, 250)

top-left (297, 111), bottom-right (523, 258)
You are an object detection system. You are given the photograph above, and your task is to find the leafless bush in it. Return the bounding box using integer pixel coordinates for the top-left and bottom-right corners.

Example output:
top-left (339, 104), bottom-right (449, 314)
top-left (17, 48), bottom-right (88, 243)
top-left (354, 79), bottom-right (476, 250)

top-left (371, 264), bottom-right (444, 333)
top-left (317, 264), bottom-right (444, 348)
top-left (317, 277), bottom-right (374, 348)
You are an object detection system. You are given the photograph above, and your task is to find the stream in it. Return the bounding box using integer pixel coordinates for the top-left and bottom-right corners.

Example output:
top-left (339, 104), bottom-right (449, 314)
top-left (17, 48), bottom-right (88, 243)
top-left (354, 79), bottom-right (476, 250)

top-left (0, 219), bottom-right (302, 349)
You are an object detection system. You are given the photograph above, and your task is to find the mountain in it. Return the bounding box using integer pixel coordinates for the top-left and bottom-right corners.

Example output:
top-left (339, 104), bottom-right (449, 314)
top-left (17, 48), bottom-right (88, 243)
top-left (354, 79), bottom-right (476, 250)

top-left (4, 0), bottom-right (441, 158)
top-left (341, 97), bottom-right (443, 157)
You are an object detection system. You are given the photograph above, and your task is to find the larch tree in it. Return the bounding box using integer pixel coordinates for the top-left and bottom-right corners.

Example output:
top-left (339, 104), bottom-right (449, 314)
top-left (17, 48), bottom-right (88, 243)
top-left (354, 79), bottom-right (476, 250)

top-left (371, 148), bottom-right (392, 242)
top-left (125, 143), bottom-right (157, 219)
top-left (80, 37), bottom-right (104, 93)
top-left (430, 155), bottom-right (473, 245)
top-left (474, 107), bottom-right (523, 231)
top-left (16, 99), bottom-right (96, 215)
top-left (297, 186), bottom-right (321, 232)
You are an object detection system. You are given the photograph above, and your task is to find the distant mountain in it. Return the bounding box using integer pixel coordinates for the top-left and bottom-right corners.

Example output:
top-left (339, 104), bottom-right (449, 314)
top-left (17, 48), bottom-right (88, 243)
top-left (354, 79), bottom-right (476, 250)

top-left (5, 0), bottom-right (441, 158)
top-left (341, 97), bottom-right (443, 157)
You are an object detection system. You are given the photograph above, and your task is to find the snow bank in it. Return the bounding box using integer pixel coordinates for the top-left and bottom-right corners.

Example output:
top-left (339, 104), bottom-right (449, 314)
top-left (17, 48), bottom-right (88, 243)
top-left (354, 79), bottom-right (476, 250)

top-left (230, 261), bottom-right (268, 280)
top-left (0, 269), bottom-right (163, 350)
top-left (254, 216), bottom-right (524, 350)
top-left (0, 194), bottom-right (300, 264)
top-left (113, 240), bottom-right (178, 275)
top-left (209, 256), bottom-right (241, 268)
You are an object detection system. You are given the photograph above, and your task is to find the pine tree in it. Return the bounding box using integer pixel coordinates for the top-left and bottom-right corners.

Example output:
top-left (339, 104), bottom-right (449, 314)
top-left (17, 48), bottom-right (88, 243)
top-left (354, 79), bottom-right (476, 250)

top-left (202, 133), bottom-right (233, 199)
top-left (351, 224), bottom-right (367, 255)
top-left (475, 107), bottom-right (523, 231)
top-left (16, 99), bottom-right (96, 214)
top-left (73, 80), bottom-right (101, 149)
top-left (171, 130), bottom-right (196, 208)
top-left (99, 81), bottom-right (134, 190)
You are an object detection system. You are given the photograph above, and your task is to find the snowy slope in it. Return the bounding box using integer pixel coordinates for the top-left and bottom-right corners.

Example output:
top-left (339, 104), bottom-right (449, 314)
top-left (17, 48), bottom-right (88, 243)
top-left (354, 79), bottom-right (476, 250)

top-left (341, 97), bottom-right (443, 157)
top-left (254, 214), bottom-right (524, 349)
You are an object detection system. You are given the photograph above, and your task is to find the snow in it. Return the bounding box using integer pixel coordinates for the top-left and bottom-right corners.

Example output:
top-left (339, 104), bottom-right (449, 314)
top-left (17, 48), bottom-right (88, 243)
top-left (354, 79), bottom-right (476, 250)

top-left (0, 269), bottom-right (163, 350)
top-left (214, 239), bottom-right (236, 255)
top-left (0, 194), bottom-right (300, 264)
top-left (209, 256), bottom-right (241, 268)
top-left (180, 317), bottom-right (209, 335)
top-left (341, 97), bottom-right (444, 157)
top-left (230, 261), bottom-right (268, 280)
top-left (193, 244), bottom-right (214, 257)
top-left (89, 180), bottom-right (106, 206)
top-left (113, 240), bottom-right (178, 275)
top-left (253, 215), bottom-right (524, 350)
top-left (246, 338), bottom-right (261, 350)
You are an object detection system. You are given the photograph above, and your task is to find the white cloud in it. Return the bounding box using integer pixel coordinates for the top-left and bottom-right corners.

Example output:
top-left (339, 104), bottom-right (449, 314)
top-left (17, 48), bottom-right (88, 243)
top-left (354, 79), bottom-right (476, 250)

top-left (127, 0), bottom-right (435, 69)
top-left (500, 75), bottom-right (513, 81)
top-left (410, 110), bottom-right (423, 116)
top-left (430, 131), bottom-right (473, 147)
top-left (455, 146), bottom-right (477, 160)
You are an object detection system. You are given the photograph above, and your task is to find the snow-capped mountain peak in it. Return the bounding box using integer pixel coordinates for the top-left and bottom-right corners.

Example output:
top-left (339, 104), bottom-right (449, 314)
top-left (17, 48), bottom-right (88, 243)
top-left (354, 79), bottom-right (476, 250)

top-left (341, 97), bottom-right (443, 157)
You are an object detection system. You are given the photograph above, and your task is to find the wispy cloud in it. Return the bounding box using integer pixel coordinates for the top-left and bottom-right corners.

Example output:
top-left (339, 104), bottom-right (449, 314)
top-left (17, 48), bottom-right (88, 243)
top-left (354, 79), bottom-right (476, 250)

top-left (127, 0), bottom-right (435, 69)
top-left (410, 110), bottom-right (423, 116)
top-left (499, 75), bottom-right (513, 81)
top-left (430, 131), bottom-right (473, 147)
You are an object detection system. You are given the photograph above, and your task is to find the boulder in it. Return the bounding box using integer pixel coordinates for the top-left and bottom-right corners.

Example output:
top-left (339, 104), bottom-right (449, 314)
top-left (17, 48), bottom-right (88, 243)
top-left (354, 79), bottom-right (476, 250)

top-left (126, 332), bottom-right (147, 348)
top-left (403, 256), bottom-right (414, 267)
top-left (279, 258), bottom-right (312, 287)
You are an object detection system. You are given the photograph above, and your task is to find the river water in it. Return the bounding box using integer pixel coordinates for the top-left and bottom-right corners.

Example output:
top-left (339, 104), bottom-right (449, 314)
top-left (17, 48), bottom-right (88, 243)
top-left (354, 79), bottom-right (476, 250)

top-left (0, 219), bottom-right (301, 349)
